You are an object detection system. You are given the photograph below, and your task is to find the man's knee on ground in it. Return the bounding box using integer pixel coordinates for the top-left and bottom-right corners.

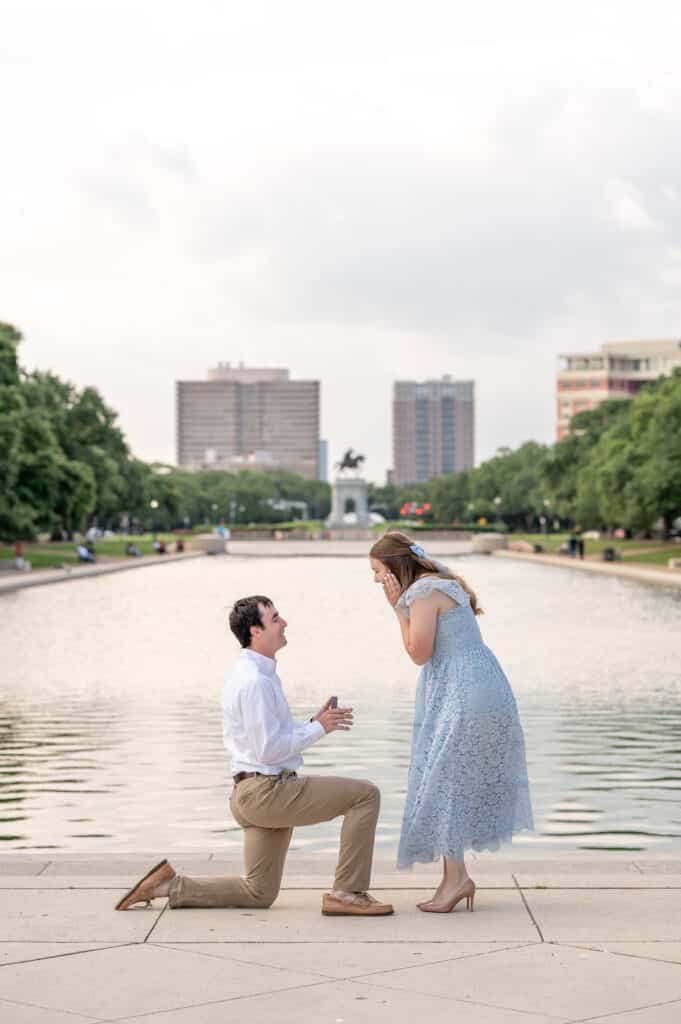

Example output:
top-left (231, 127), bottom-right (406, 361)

top-left (245, 881), bottom-right (280, 909)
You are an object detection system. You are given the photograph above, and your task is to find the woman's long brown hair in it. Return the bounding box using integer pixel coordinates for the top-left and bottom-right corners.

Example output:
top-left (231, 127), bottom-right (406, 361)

top-left (369, 530), bottom-right (482, 615)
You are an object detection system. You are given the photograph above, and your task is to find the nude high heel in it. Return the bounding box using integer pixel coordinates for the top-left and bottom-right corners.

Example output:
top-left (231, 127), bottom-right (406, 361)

top-left (418, 878), bottom-right (476, 913)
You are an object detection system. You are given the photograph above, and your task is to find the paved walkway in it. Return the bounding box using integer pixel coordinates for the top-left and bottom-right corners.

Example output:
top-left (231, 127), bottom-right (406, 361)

top-left (228, 539), bottom-right (473, 558)
top-left (2, 853), bottom-right (681, 1022)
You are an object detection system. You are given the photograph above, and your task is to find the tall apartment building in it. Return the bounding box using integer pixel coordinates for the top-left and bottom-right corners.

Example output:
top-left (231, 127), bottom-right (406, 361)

top-left (176, 362), bottom-right (320, 479)
top-left (392, 377), bottom-right (475, 485)
top-left (556, 339), bottom-right (681, 440)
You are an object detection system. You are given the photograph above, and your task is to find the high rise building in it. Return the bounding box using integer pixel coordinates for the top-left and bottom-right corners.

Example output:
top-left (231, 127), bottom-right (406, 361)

top-left (392, 377), bottom-right (475, 485)
top-left (556, 339), bottom-right (681, 440)
top-left (176, 363), bottom-right (320, 479)
top-left (317, 439), bottom-right (328, 482)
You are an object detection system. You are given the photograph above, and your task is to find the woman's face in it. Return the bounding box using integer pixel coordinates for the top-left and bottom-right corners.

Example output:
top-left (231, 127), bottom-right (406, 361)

top-left (369, 557), bottom-right (391, 584)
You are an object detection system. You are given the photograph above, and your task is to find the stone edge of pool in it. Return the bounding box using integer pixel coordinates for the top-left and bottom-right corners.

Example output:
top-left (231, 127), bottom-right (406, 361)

top-left (493, 548), bottom-right (681, 590)
top-left (2, 539), bottom-right (680, 594)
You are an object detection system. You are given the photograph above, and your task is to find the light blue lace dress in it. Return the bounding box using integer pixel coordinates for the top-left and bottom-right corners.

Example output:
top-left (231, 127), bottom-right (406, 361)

top-left (397, 576), bottom-right (533, 868)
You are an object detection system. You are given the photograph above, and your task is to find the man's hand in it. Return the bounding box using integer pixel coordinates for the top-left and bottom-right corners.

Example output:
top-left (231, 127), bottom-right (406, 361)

top-left (314, 697), bottom-right (354, 734)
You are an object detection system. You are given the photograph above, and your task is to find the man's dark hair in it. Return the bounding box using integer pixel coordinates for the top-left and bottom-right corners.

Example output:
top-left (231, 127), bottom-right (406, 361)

top-left (229, 595), bottom-right (273, 648)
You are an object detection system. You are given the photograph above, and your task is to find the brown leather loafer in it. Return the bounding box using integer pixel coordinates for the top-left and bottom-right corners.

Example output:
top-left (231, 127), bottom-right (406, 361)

top-left (115, 859), bottom-right (176, 911)
top-left (321, 892), bottom-right (394, 916)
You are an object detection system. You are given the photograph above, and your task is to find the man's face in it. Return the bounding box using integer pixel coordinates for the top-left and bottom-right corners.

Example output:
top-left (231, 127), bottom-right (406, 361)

top-left (252, 602), bottom-right (288, 655)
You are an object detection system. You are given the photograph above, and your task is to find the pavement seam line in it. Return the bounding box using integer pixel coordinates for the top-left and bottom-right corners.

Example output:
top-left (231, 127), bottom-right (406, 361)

top-left (350, 975), bottom-right (568, 1019)
top-left (566, 993), bottom-right (681, 1023)
top-left (513, 873), bottom-right (544, 942)
top-left (143, 903), bottom-right (167, 943)
top-left (340, 940), bottom-right (540, 982)
top-left (146, 940), bottom-right (540, 985)
top-left (102, 976), bottom-right (565, 1023)
top-left (140, 938), bottom-right (521, 944)
top-left (554, 939), bottom-right (681, 968)
top-left (146, 942), bottom-right (337, 980)
top-left (98, 978), bottom-right (339, 1020)
top-left (36, 861), bottom-right (51, 876)
top-left (0, 942), bottom-right (138, 969)
top-left (0, 993), bottom-right (106, 1022)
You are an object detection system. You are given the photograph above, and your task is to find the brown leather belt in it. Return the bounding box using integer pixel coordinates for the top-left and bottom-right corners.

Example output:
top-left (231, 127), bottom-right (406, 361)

top-left (232, 771), bottom-right (261, 784)
top-left (233, 771), bottom-right (297, 785)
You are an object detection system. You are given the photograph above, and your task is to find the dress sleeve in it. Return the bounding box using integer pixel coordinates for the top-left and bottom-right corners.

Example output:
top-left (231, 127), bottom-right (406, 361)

top-left (397, 577), bottom-right (469, 619)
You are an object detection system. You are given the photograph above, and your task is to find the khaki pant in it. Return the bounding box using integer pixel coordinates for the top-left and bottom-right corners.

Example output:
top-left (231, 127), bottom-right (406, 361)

top-left (168, 771), bottom-right (380, 909)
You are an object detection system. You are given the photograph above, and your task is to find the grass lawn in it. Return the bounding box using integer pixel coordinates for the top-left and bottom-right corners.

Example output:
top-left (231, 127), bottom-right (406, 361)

top-left (512, 533), bottom-right (680, 565)
top-left (0, 534), bottom-right (181, 570)
top-left (619, 546), bottom-right (681, 566)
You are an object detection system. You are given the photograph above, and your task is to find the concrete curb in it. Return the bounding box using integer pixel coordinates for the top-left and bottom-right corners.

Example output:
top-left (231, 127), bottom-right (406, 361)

top-left (0, 551), bottom-right (204, 596)
top-left (494, 548), bottom-right (681, 590)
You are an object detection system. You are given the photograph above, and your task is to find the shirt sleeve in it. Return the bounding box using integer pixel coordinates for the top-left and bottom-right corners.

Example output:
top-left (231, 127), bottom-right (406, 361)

top-left (241, 681), bottom-right (325, 765)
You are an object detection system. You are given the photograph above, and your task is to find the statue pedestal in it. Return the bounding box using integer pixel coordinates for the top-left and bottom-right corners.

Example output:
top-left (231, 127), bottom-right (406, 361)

top-left (327, 476), bottom-right (371, 529)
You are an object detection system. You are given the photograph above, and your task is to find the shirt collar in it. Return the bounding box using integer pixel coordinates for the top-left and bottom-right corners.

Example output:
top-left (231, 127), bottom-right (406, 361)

top-left (241, 648), bottom-right (277, 676)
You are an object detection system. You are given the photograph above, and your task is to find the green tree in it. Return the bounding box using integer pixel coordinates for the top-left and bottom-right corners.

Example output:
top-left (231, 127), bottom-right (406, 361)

top-left (428, 470), bottom-right (472, 522)
top-left (54, 457), bottom-right (97, 535)
top-left (22, 373), bottom-right (131, 528)
top-left (0, 322), bottom-right (22, 387)
top-left (579, 370), bottom-right (681, 533)
top-left (625, 370), bottom-right (681, 532)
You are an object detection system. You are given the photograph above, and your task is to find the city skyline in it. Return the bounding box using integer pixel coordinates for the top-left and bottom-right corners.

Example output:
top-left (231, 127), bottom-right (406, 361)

top-left (5, 2), bottom-right (681, 482)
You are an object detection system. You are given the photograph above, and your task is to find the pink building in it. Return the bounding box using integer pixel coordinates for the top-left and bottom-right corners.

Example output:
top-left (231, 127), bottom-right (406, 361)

top-left (556, 340), bottom-right (681, 440)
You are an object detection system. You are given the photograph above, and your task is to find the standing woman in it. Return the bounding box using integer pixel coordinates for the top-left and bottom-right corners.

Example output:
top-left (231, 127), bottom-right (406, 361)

top-left (369, 531), bottom-right (533, 912)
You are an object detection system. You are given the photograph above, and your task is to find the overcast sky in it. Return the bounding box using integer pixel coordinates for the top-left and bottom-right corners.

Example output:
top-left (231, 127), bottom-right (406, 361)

top-left (3, 1), bottom-right (681, 482)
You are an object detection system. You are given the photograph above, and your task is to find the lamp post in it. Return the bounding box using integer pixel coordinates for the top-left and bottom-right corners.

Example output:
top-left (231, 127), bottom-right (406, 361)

top-left (149, 499), bottom-right (159, 539)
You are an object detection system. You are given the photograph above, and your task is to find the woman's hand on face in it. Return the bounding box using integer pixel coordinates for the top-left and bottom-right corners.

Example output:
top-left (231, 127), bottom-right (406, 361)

top-left (382, 571), bottom-right (401, 608)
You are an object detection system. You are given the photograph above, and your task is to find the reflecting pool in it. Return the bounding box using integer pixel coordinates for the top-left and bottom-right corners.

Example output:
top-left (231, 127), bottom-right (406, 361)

top-left (1, 555), bottom-right (680, 855)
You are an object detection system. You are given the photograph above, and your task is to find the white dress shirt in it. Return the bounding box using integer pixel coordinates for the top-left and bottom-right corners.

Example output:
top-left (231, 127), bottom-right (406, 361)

top-left (221, 648), bottom-right (325, 775)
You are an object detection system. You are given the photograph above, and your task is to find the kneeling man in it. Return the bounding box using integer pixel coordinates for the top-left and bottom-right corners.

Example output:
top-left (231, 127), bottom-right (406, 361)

top-left (116, 594), bottom-right (392, 917)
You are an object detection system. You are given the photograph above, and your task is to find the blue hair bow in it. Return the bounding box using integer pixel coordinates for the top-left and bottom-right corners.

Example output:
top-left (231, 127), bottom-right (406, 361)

top-left (409, 543), bottom-right (426, 558)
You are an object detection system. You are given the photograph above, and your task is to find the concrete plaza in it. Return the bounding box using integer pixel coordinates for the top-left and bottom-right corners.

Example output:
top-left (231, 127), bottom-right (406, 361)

top-left (1, 852), bottom-right (681, 1023)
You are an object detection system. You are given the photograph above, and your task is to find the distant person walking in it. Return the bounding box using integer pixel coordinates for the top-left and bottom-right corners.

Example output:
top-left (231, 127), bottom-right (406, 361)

top-left (574, 526), bottom-right (585, 560)
top-left (369, 531), bottom-right (533, 913)
top-left (116, 595), bottom-right (393, 917)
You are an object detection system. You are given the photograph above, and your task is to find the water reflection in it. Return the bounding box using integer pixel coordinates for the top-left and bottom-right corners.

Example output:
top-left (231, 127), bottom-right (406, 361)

top-left (1, 555), bottom-right (680, 853)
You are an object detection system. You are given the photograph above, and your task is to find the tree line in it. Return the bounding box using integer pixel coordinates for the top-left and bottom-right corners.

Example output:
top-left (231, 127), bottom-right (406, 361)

top-left (0, 323), bottom-right (330, 540)
top-left (370, 369), bottom-right (681, 535)
top-left (2, 321), bottom-right (679, 540)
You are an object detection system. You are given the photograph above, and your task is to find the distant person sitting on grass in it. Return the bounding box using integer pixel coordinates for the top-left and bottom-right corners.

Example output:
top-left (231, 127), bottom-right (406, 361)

top-left (76, 543), bottom-right (96, 563)
top-left (175, 537), bottom-right (185, 553)
top-left (14, 542), bottom-right (24, 570)
top-left (153, 538), bottom-right (166, 554)
top-left (115, 595), bottom-right (393, 918)
top-left (125, 542), bottom-right (142, 557)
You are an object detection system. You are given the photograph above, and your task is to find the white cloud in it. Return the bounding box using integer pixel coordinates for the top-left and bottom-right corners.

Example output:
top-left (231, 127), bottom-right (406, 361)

top-left (3, 0), bottom-right (681, 479)
top-left (605, 180), bottom-right (656, 232)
